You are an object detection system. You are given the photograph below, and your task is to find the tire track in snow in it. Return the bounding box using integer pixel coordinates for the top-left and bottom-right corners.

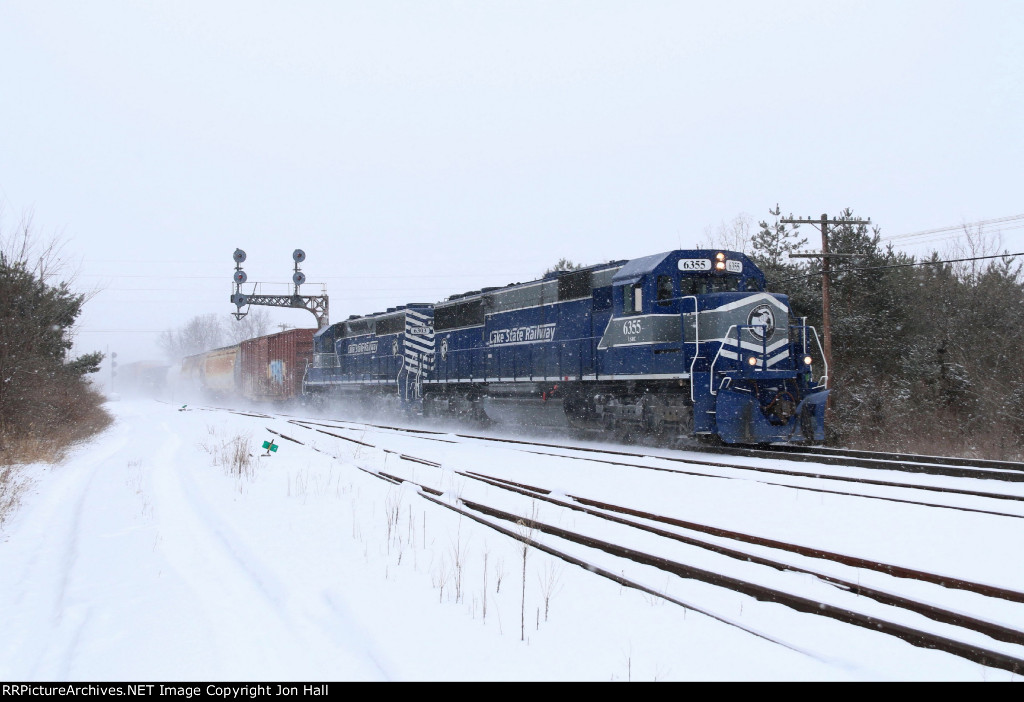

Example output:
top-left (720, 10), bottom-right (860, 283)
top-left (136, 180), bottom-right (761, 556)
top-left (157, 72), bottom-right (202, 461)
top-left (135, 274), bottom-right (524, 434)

top-left (149, 421), bottom-right (389, 680)
top-left (0, 420), bottom-right (130, 679)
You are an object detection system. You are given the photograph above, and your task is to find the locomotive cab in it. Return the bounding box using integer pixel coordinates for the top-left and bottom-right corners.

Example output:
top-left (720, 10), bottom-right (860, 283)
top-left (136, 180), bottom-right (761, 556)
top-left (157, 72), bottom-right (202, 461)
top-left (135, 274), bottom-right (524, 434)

top-left (601, 250), bottom-right (762, 356)
top-left (611, 250), bottom-right (763, 316)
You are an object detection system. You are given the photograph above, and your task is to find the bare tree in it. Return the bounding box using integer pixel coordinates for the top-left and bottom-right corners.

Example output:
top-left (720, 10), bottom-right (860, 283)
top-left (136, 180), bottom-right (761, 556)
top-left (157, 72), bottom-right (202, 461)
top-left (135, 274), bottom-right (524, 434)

top-left (158, 314), bottom-right (226, 361)
top-left (701, 213), bottom-right (754, 253)
top-left (944, 222), bottom-right (1008, 284)
top-left (223, 308), bottom-right (272, 344)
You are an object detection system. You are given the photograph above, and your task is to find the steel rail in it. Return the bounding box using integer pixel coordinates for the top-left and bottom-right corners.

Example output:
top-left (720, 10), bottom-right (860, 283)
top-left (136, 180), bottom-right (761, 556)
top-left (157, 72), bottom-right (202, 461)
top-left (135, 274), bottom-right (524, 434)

top-left (251, 409), bottom-right (1024, 674)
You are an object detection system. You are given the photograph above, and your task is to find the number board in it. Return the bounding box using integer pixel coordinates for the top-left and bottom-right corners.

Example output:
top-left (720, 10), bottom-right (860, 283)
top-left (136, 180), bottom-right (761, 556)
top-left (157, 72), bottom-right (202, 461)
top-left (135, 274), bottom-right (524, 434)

top-left (677, 258), bottom-right (712, 272)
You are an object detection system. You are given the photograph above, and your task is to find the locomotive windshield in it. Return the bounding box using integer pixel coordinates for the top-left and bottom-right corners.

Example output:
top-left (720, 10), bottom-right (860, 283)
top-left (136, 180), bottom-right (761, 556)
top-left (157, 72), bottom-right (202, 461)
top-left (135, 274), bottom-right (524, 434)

top-left (679, 275), bottom-right (741, 295)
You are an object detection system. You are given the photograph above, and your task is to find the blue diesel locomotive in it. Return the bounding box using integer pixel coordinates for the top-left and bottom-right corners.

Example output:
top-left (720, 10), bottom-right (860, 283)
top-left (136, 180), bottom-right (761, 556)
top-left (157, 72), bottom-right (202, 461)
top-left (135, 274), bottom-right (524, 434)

top-left (302, 249), bottom-right (829, 444)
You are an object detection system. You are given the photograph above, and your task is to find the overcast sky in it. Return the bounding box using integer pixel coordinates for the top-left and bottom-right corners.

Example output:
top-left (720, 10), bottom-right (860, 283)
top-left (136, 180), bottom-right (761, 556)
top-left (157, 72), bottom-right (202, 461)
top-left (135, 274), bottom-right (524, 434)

top-left (1, 1), bottom-right (1022, 364)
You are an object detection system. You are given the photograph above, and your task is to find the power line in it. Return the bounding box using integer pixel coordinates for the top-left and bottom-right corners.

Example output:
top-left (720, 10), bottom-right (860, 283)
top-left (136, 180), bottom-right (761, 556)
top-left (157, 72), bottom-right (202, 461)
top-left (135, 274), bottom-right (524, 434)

top-left (883, 224), bottom-right (1024, 249)
top-left (881, 214), bottom-right (1024, 243)
top-left (777, 251), bottom-right (1024, 283)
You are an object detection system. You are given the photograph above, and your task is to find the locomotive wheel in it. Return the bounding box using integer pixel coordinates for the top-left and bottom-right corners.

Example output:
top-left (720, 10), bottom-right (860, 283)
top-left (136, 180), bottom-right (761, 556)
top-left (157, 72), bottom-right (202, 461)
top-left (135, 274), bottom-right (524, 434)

top-left (696, 433), bottom-right (723, 447)
top-left (616, 426), bottom-right (638, 445)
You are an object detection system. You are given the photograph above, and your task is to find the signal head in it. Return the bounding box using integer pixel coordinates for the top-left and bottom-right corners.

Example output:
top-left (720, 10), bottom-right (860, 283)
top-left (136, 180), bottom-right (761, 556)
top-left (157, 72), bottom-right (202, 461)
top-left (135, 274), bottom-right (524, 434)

top-left (292, 249), bottom-right (306, 263)
top-left (233, 248), bottom-right (247, 263)
top-left (233, 270), bottom-right (247, 284)
top-left (292, 271), bottom-right (306, 286)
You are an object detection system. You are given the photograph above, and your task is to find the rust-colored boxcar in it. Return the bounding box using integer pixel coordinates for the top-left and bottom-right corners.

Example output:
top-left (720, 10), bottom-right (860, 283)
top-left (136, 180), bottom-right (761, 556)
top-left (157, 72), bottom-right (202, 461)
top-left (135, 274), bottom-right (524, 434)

top-left (239, 328), bottom-right (315, 402)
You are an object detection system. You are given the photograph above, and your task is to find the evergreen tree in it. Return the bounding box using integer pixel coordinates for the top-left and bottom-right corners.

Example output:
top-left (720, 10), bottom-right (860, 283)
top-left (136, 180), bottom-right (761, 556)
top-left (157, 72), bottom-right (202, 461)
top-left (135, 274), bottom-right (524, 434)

top-left (544, 258), bottom-right (583, 275)
top-left (0, 237), bottom-right (108, 451)
top-left (751, 204), bottom-right (808, 271)
top-left (750, 205), bottom-right (820, 323)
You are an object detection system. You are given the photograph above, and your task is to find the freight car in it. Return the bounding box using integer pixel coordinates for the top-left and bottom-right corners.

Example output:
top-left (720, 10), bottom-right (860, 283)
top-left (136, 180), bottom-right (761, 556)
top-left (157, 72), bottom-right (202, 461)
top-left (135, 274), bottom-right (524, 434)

top-left (181, 328), bottom-right (315, 403)
top-left (116, 360), bottom-right (171, 396)
top-left (302, 249), bottom-right (829, 445)
top-left (181, 344), bottom-right (239, 399)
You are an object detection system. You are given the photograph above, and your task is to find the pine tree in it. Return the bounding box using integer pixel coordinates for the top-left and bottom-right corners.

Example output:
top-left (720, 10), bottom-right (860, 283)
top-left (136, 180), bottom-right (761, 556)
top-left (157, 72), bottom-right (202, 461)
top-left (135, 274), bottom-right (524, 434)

top-left (544, 258), bottom-right (583, 275)
top-left (0, 232), bottom-right (108, 452)
top-left (751, 204), bottom-right (808, 270)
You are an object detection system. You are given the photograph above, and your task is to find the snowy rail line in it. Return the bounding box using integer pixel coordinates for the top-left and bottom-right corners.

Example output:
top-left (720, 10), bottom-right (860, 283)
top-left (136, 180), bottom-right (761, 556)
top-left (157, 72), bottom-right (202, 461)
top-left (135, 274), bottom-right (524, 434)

top-left (269, 409), bottom-right (1024, 674)
top-left (277, 413), bottom-right (1024, 519)
top-left (4, 400), bottom-right (1022, 681)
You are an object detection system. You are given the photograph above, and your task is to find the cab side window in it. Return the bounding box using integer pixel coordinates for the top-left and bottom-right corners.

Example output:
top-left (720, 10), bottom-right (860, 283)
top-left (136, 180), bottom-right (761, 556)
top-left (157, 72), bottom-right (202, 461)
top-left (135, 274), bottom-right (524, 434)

top-left (656, 275), bottom-right (673, 305)
top-left (622, 283), bottom-right (644, 314)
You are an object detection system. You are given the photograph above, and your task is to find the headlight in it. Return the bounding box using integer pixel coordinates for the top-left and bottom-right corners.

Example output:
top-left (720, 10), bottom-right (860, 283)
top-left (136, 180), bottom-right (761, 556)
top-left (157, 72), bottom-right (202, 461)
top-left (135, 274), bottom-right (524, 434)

top-left (747, 356), bottom-right (758, 366)
top-left (715, 252), bottom-right (726, 261)
top-left (803, 355), bottom-right (813, 365)
top-left (715, 261), bottom-right (726, 271)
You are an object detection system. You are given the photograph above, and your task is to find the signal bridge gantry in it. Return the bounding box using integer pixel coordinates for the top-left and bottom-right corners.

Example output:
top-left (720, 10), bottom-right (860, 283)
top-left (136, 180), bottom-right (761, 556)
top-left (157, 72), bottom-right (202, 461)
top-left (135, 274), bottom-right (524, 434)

top-left (230, 248), bottom-right (330, 329)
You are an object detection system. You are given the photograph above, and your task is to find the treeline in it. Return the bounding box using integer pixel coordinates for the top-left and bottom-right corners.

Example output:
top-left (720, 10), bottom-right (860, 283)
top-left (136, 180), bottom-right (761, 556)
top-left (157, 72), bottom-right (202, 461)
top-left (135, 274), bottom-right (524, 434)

top-left (0, 223), bottom-right (110, 465)
top-left (746, 207), bottom-right (1024, 460)
top-left (158, 308), bottom-right (273, 362)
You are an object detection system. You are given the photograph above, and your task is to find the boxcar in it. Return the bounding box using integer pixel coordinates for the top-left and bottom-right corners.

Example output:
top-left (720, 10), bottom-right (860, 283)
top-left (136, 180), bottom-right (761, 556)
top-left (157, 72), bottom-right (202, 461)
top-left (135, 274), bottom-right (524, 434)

top-left (239, 328), bottom-right (315, 402)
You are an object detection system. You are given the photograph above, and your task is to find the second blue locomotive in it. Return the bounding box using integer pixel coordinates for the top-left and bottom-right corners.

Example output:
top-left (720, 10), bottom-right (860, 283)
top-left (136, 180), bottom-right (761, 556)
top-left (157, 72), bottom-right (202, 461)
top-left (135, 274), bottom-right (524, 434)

top-left (303, 249), bottom-right (829, 444)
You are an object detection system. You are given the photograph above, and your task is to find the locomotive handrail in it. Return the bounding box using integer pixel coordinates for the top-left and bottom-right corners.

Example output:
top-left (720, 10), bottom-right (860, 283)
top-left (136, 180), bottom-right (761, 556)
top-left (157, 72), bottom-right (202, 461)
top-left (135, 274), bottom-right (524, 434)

top-left (786, 321), bottom-right (827, 389)
top-left (678, 295), bottom-right (700, 343)
top-left (708, 324), bottom-right (738, 395)
top-left (708, 323), bottom-right (770, 395)
top-left (807, 325), bottom-right (828, 388)
top-left (678, 295), bottom-right (702, 403)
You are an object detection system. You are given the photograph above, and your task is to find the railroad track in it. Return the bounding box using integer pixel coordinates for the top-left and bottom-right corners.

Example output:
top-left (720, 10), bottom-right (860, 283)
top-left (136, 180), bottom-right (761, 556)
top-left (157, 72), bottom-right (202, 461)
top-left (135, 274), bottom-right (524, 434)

top-left (275, 407), bottom-right (1024, 481)
top-left (202, 402), bottom-right (1024, 481)
top-left (227, 408), bottom-right (1024, 675)
top-left (275, 414), bottom-right (1024, 520)
top-left (768, 443), bottom-right (1024, 473)
top-left (710, 443), bottom-right (1024, 483)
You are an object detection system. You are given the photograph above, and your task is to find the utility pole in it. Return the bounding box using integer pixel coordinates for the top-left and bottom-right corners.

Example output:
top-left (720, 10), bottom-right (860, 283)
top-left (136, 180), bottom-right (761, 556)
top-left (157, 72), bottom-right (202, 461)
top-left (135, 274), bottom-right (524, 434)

top-left (780, 213), bottom-right (870, 395)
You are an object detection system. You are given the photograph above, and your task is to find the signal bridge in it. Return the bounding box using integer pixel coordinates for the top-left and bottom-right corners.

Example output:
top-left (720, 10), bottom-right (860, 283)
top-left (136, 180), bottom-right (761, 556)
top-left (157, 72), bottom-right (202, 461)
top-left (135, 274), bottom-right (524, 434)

top-left (230, 248), bottom-right (330, 329)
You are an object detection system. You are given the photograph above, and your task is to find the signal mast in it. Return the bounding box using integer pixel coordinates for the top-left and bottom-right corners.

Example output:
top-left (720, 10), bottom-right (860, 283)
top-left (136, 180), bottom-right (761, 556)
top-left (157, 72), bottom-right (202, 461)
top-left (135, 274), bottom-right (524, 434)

top-left (229, 248), bottom-right (329, 328)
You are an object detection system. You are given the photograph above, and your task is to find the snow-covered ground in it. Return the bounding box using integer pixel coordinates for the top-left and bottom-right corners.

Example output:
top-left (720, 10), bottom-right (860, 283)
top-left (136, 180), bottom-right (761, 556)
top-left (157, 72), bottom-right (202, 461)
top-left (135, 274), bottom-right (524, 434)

top-left (0, 399), bottom-right (1020, 681)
